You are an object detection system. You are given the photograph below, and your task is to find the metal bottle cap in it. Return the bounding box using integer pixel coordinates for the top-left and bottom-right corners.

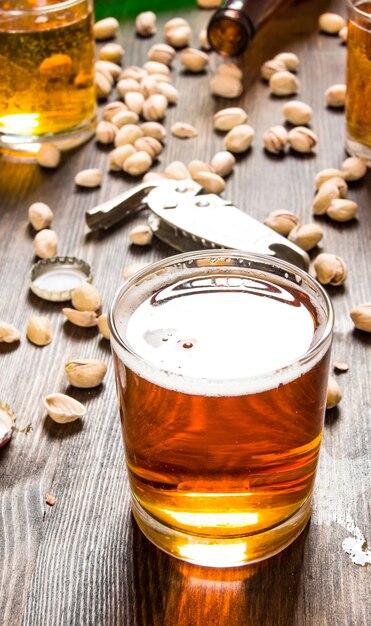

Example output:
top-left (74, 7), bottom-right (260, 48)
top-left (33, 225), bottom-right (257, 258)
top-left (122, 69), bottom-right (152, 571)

top-left (0, 402), bottom-right (16, 448)
top-left (30, 256), bottom-right (92, 302)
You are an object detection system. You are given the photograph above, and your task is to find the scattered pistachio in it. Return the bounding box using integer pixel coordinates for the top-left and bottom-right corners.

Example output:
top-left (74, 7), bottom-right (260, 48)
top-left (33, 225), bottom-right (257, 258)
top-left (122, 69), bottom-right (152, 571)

top-left (188, 160), bottom-right (214, 177)
top-left (274, 52), bottom-right (299, 72)
top-left (0, 322), bottom-right (21, 344)
top-left (327, 199), bottom-right (358, 222)
top-left (95, 60), bottom-right (122, 80)
top-left (28, 202), bottom-right (54, 231)
top-left (140, 76), bottom-right (160, 98)
top-left (124, 91), bottom-right (145, 115)
top-left (108, 144), bottom-right (136, 171)
top-left (147, 72), bottom-right (171, 84)
top-left (95, 120), bottom-right (117, 144)
top-left (325, 84), bottom-right (346, 107)
top-left (180, 48), bottom-right (209, 72)
top-left (282, 100), bottom-right (312, 125)
top-left (72, 283), bottom-right (102, 312)
top-left (288, 223), bottom-right (323, 251)
top-left (269, 71), bottom-right (300, 96)
top-left (260, 59), bottom-right (286, 81)
top-left (134, 136), bottom-right (163, 159)
top-left (97, 314), bottom-right (110, 340)
top-left (143, 61), bottom-right (170, 76)
top-left (313, 253), bottom-right (347, 286)
top-left (27, 316), bottom-right (52, 346)
top-left (164, 161), bottom-right (190, 180)
top-left (111, 109), bottom-right (139, 127)
top-left (93, 17), bottom-right (119, 40)
top-left (36, 143), bottom-right (61, 169)
top-left (140, 121), bottom-right (167, 141)
top-left (65, 359), bottom-right (107, 388)
top-left (129, 224), bottom-right (153, 245)
top-left (99, 43), bottom-right (125, 64)
top-left (199, 28), bottom-right (212, 50)
top-left (102, 101), bottom-right (127, 122)
top-left (135, 11), bottom-right (157, 37)
top-left (217, 62), bottom-right (243, 81)
top-left (334, 360), bottom-right (349, 372)
top-left (123, 151), bottom-right (152, 176)
top-left (326, 376), bottom-right (342, 409)
top-left (192, 171), bottom-right (226, 193)
top-left (326, 176), bottom-right (348, 197)
top-left (43, 392), bottom-right (86, 424)
top-left (148, 43), bottom-right (176, 66)
top-left (288, 126), bottom-right (317, 153)
top-left (263, 125), bottom-right (288, 154)
top-left (213, 107), bottom-right (248, 131)
top-left (349, 303), bottom-right (371, 332)
top-left (264, 210), bottom-right (299, 236)
top-left (171, 122), bottom-right (198, 138)
top-left (142, 94), bottom-right (168, 121)
top-left (312, 181), bottom-right (340, 215)
top-left (157, 82), bottom-right (179, 104)
top-left (95, 65), bottom-right (114, 87)
top-left (75, 168), bottom-right (103, 188)
top-left (45, 494), bottom-right (57, 506)
top-left (315, 168), bottom-right (344, 189)
top-left (224, 124), bottom-right (255, 153)
top-left (34, 229), bottom-right (58, 259)
top-left (165, 20), bottom-right (192, 48)
top-left (120, 65), bottom-right (148, 81)
top-left (95, 71), bottom-right (112, 99)
top-left (122, 263), bottom-right (149, 281)
top-left (210, 151), bottom-right (236, 177)
top-left (319, 12), bottom-right (345, 35)
top-left (62, 308), bottom-right (98, 327)
top-left (341, 156), bottom-right (368, 181)
top-left (116, 77), bottom-right (143, 98)
top-left (114, 124), bottom-right (143, 147)
top-left (210, 74), bottom-right (243, 98)
top-left (339, 25), bottom-right (348, 43)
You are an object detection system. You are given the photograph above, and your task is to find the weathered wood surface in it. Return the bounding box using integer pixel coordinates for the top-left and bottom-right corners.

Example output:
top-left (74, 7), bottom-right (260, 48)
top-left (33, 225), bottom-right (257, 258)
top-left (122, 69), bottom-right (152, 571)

top-left (0, 1), bottom-right (370, 624)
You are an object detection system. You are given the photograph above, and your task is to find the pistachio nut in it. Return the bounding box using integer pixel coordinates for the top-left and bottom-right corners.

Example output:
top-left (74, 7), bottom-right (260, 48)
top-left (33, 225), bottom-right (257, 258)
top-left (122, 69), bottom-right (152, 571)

top-left (179, 47), bottom-right (209, 72)
top-left (217, 62), bottom-right (243, 81)
top-left (325, 84), bottom-right (346, 107)
top-left (187, 160), bottom-right (214, 177)
top-left (288, 126), bottom-right (317, 153)
top-left (95, 60), bottom-right (121, 80)
top-left (34, 229), bottom-right (58, 259)
top-left (72, 283), bottom-right (102, 312)
top-left (120, 65), bottom-right (148, 81)
top-left (108, 144), bottom-right (136, 171)
top-left (142, 61), bottom-right (170, 76)
top-left (165, 24), bottom-right (192, 48)
top-left (36, 143), bottom-right (61, 169)
top-left (327, 199), bottom-right (358, 222)
top-left (224, 124), bottom-right (255, 153)
top-left (339, 26), bottom-right (348, 43)
top-left (199, 28), bottom-right (212, 50)
top-left (282, 100), bottom-right (313, 125)
top-left (263, 125), bottom-right (288, 154)
top-left (213, 107), bottom-right (248, 131)
top-left (116, 77), bottom-right (143, 98)
top-left (95, 120), bottom-right (117, 144)
top-left (124, 91), bottom-right (145, 115)
top-left (325, 176), bottom-right (348, 197)
top-left (27, 316), bottom-right (52, 346)
top-left (312, 181), bottom-right (340, 215)
top-left (75, 168), bottom-right (103, 188)
top-left (111, 109), bottom-right (139, 127)
top-left (313, 253), bottom-right (347, 286)
top-left (326, 376), bottom-right (342, 409)
top-left (319, 12), bottom-right (345, 34)
top-left (210, 74), bottom-right (243, 98)
top-left (135, 11), bottom-right (157, 37)
top-left (129, 224), bottom-right (153, 246)
top-left (140, 122), bottom-right (167, 141)
top-left (114, 124), bottom-right (143, 147)
top-left (164, 161), bottom-right (190, 180)
top-left (134, 136), bottom-right (163, 159)
top-left (98, 43), bottom-right (125, 64)
top-left (341, 156), bottom-right (368, 181)
top-left (210, 151), bottom-right (236, 177)
top-left (43, 392), bottom-right (86, 423)
top-left (314, 168), bottom-right (344, 189)
top-left (288, 223), bottom-right (323, 251)
top-left (274, 52), bottom-right (300, 72)
top-left (93, 17), bottom-right (119, 41)
top-left (147, 73), bottom-right (171, 84)
top-left (94, 65), bottom-right (114, 86)
top-left (102, 100), bottom-right (127, 122)
top-left (97, 314), bottom-right (110, 340)
top-left (95, 71), bottom-right (112, 99)
top-left (148, 43), bottom-right (176, 66)
top-left (164, 17), bottom-right (189, 33)
top-left (142, 94), bottom-right (168, 121)
top-left (157, 82), bottom-right (179, 104)
top-left (333, 360), bottom-right (349, 372)
top-left (269, 71), bottom-right (300, 96)
top-left (350, 304), bottom-right (371, 332)
top-left (28, 202), bottom-right (54, 231)
top-left (140, 76), bottom-right (160, 98)
top-left (123, 151), bottom-right (153, 176)
top-left (65, 359), bottom-right (107, 388)
top-left (171, 122), bottom-right (198, 138)
top-left (260, 59), bottom-right (286, 81)
top-left (264, 210), bottom-right (299, 236)
top-left (192, 171), bottom-right (226, 194)
top-left (62, 308), bottom-right (98, 328)
top-left (0, 322), bottom-right (21, 344)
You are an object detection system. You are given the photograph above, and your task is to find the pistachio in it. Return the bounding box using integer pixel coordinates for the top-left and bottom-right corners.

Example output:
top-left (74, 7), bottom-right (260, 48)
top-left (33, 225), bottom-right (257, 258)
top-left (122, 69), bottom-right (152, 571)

top-left (142, 172), bottom-right (166, 182)
top-left (199, 28), bottom-right (212, 50)
top-left (164, 161), bottom-right (190, 180)
top-left (217, 62), bottom-right (243, 81)
top-left (27, 316), bottom-right (52, 346)
top-left (325, 84), bottom-right (346, 107)
top-left (95, 71), bottom-right (112, 99)
top-left (97, 314), bottom-right (110, 340)
top-left (261, 59), bottom-right (286, 81)
top-left (188, 160), bottom-right (214, 177)
top-left (210, 151), bottom-right (236, 177)
top-left (148, 43), bottom-right (176, 66)
top-left (264, 210), bottom-right (299, 236)
top-left (62, 308), bottom-right (98, 327)
top-left (116, 77), bottom-right (143, 98)
top-left (129, 224), bottom-right (153, 245)
top-left (75, 168), bottom-right (103, 188)
top-left (157, 82), bottom-right (179, 104)
top-left (326, 376), bottom-right (342, 409)
top-left (213, 107), bottom-right (248, 131)
top-left (224, 124), bottom-right (255, 153)
top-left (94, 65), bottom-right (114, 86)
top-left (123, 151), bottom-right (152, 176)
top-left (142, 94), bottom-right (168, 121)
top-left (180, 48), bottom-right (209, 72)
top-left (147, 73), bottom-right (171, 84)
top-left (134, 136), bottom-right (163, 159)
top-left (111, 109), bottom-right (139, 127)
top-left (43, 393), bottom-right (86, 424)
top-left (140, 122), bottom-right (167, 142)
top-left (210, 74), bottom-right (243, 98)
top-left (334, 360), bottom-right (349, 372)
top-left (141, 76), bottom-right (160, 98)
top-left (164, 17), bottom-right (190, 33)
top-left (288, 223), bottom-right (323, 251)
top-left (135, 11), bottom-right (157, 37)
top-left (165, 23), bottom-right (192, 48)
top-left (102, 100), bottom-right (127, 122)
top-left (108, 144), bottom-right (136, 171)
top-left (36, 143), bottom-right (61, 169)
top-left (269, 71), bottom-right (300, 96)
top-left (197, 0), bottom-right (220, 6)
top-left (325, 176), bottom-right (348, 197)
top-left (99, 43), bottom-right (125, 64)
top-left (192, 171), bottom-right (225, 194)
top-left (319, 13), bottom-right (345, 35)
top-left (142, 61), bottom-right (170, 76)
top-left (93, 17), bottom-right (119, 41)
top-left (350, 303), bottom-right (371, 332)
top-left (124, 92), bottom-right (145, 115)
top-left (0, 322), bottom-right (21, 344)
top-left (65, 359), bottom-right (107, 388)
top-left (28, 202), bottom-right (53, 231)
top-left (72, 283), bottom-right (102, 312)
top-left (313, 253), bottom-right (347, 286)
top-left (315, 168), bottom-right (344, 189)
top-left (122, 263), bottom-right (149, 281)
top-left (171, 122), bottom-right (198, 138)
top-left (312, 181), bottom-right (340, 215)
top-left (327, 199), bottom-right (358, 222)
top-left (274, 52), bottom-right (300, 72)
top-left (95, 60), bottom-right (122, 80)
top-left (288, 126), bottom-right (317, 153)
top-left (282, 100), bottom-right (312, 125)
top-left (95, 120), bottom-right (117, 144)
top-left (114, 124), bottom-right (143, 147)
top-left (341, 156), bottom-right (368, 181)
top-left (339, 26), bottom-right (348, 43)
top-left (34, 229), bottom-right (58, 259)
top-left (120, 66), bottom-right (148, 81)
top-left (263, 125), bottom-right (288, 154)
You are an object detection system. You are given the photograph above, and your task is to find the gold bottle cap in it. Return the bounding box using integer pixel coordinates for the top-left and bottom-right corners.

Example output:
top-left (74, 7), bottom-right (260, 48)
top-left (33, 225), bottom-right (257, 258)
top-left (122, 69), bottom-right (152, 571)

top-left (30, 256), bottom-right (92, 302)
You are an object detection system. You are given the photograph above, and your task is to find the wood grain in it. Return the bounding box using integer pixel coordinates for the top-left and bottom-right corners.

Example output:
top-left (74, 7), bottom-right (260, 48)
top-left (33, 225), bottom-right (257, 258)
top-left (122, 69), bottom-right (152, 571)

top-left (1, 1), bottom-right (370, 625)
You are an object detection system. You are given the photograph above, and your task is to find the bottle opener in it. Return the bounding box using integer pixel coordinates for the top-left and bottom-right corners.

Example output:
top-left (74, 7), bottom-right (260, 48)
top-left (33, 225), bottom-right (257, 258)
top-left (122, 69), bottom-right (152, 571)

top-left (85, 179), bottom-right (309, 270)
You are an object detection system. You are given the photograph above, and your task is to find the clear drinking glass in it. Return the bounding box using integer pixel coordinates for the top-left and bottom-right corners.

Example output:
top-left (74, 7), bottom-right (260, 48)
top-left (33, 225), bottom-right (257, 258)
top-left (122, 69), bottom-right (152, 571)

top-left (110, 251), bottom-right (333, 567)
top-left (0, 0), bottom-right (96, 157)
top-left (346, 0), bottom-right (371, 162)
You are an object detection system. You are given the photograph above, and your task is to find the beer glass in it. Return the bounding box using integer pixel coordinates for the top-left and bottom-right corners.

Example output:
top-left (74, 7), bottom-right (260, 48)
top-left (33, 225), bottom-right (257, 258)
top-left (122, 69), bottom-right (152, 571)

top-left (0, 0), bottom-right (96, 156)
top-left (110, 251), bottom-right (333, 567)
top-left (346, 0), bottom-right (371, 161)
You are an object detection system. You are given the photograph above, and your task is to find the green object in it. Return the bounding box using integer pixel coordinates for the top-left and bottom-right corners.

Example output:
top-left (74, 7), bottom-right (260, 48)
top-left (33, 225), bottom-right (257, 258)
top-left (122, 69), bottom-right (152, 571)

top-left (94, 0), bottom-right (196, 20)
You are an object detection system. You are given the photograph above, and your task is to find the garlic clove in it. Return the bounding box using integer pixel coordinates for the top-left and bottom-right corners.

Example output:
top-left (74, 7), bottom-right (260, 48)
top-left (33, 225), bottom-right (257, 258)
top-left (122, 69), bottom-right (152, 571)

top-left (43, 393), bottom-right (86, 423)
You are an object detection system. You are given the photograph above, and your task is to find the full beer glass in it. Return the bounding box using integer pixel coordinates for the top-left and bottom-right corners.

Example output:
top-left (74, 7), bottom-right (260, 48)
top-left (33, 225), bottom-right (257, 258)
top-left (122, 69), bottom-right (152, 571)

top-left (110, 251), bottom-right (333, 567)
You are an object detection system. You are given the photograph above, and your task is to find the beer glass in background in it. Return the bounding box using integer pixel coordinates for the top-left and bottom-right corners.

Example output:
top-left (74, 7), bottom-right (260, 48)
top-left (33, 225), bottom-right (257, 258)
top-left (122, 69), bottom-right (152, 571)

top-left (110, 251), bottom-right (333, 567)
top-left (346, 0), bottom-right (371, 162)
top-left (0, 0), bottom-right (96, 156)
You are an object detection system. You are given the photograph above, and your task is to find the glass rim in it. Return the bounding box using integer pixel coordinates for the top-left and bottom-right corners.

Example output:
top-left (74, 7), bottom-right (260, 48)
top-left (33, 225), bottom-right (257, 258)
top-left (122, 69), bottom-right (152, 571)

top-left (110, 250), bottom-right (334, 392)
top-left (347, 0), bottom-right (371, 20)
top-left (0, 0), bottom-right (88, 16)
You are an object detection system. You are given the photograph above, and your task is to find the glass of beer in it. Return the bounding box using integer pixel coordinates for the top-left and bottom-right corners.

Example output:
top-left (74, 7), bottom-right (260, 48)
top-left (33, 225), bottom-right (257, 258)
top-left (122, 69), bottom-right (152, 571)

top-left (110, 251), bottom-right (333, 567)
top-left (346, 0), bottom-right (371, 162)
top-left (0, 0), bottom-right (96, 156)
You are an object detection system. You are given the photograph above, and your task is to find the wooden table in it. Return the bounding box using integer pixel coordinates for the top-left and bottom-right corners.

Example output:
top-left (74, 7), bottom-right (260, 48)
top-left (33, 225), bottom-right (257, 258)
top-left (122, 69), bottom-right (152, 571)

top-left (1, 1), bottom-right (370, 624)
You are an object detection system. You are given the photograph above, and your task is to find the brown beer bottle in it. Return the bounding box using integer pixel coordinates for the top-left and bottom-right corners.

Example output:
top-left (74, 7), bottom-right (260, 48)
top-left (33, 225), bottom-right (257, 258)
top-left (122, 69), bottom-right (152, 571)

top-left (207, 0), bottom-right (286, 57)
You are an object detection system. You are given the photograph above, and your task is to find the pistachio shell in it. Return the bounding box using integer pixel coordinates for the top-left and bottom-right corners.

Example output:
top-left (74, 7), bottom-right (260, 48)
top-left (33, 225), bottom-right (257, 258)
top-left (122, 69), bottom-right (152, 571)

top-left (264, 210), bottom-right (299, 236)
top-left (164, 161), bottom-right (190, 180)
top-left (135, 11), bottom-right (157, 37)
top-left (326, 376), bottom-right (342, 409)
top-left (28, 202), bottom-right (54, 231)
top-left (341, 157), bottom-right (368, 181)
top-left (313, 253), bottom-right (347, 286)
top-left (43, 393), bottom-right (86, 423)
top-left (282, 100), bottom-right (312, 125)
top-left (350, 303), bottom-right (371, 332)
top-left (99, 43), bottom-right (125, 64)
top-left (75, 168), bottom-right (103, 188)
top-left (123, 151), bottom-right (153, 176)
top-left (319, 13), bottom-right (345, 35)
top-left (62, 308), bottom-right (98, 328)
top-left (269, 71), bottom-right (299, 96)
top-left (261, 59), bottom-right (286, 81)
top-left (36, 144), bottom-right (61, 169)
top-left (27, 316), bottom-right (52, 346)
top-left (34, 229), bottom-right (58, 259)
top-left (210, 74), bottom-right (243, 98)
top-left (65, 359), bottom-right (107, 388)
top-left (274, 52), bottom-right (299, 72)
top-left (171, 122), bottom-right (198, 138)
top-left (213, 107), bottom-right (248, 131)
top-left (148, 43), bottom-right (176, 66)
top-left (97, 314), bottom-right (110, 339)
top-left (72, 283), bottom-right (102, 312)
top-left (192, 171), bottom-right (225, 193)
top-left (210, 151), bottom-right (236, 177)
top-left (93, 17), bottom-right (119, 41)
top-left (288, 126), bottom-right (317, 153)
top-left (0, 322), bottom-right (21, 343)
top-left (224, 124), bottom-right (254, 153)
top-left (263, 125), bottom-right (288, 154)
top-left (288, 223), bottom-right (323, 251)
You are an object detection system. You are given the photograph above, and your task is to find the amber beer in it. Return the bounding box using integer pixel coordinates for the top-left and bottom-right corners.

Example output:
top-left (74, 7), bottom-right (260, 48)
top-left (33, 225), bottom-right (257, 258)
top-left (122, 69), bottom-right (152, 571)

top-left (110, 252), bottom-right (333, 567)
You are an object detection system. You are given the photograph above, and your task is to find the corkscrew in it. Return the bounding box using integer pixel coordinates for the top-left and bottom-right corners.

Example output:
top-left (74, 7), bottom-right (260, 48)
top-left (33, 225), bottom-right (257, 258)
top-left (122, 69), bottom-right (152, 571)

top-left (85, 179), bottom-right (309, 271)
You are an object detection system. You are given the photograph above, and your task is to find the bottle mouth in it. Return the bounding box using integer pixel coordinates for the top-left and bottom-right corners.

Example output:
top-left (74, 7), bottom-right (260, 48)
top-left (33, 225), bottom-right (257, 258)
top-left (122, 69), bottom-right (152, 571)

top-left (207, 9), bottom-right (255, 57)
